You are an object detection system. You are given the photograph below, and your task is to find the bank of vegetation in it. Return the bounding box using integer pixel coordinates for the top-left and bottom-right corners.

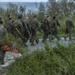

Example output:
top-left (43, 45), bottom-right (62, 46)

top-left (6, 44), bottom-right (75, 75)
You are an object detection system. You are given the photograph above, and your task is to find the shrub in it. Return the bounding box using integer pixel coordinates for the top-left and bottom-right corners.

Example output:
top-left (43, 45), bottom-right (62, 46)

top-left (6, 44), bottom-right (75, 75)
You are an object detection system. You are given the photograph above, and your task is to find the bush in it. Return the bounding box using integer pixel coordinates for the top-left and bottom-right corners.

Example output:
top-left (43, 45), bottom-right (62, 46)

top-left (6, 44), bottom-right (75, 75)
top-left (3, 33), bottom-right (28, 54)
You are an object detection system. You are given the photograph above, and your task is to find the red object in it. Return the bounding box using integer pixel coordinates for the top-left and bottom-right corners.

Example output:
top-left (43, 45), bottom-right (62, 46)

top-left (10, 49), bottom-right (19, 53)
top-left (2, 45), bottom-right (19, 53)
top-left (2, 45), bottom-right (10, 51)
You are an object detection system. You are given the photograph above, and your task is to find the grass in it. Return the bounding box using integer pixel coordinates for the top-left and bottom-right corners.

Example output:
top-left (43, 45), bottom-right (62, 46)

top-left (6, 44), bottom-right (75, 75)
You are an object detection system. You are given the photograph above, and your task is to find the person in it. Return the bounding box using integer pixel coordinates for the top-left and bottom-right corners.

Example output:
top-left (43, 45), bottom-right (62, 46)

top-left (19, 6), bottom-right (24, 15)
top-left (41, 15), bottom-right (51, 42)
top-left (30, 15), bottom-right (39, 45)
top-left (0, 17), bottom-right (8, 64)
top-left (25, 16), bottom-right (31, 36)
top-left (65, 15), bottom-right (74, 40)
top-left (6, 15), bottom-right (14, 34)
top-left (14, 14), bottom-right (30, 45)
top-left (21, 16), bottom-right (30, 44)
top-left (50, 15), bottom-right (61, 41)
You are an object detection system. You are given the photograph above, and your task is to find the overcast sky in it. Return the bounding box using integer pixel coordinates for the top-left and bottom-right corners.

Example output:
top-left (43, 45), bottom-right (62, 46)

top-left (0, 0), bottom-right (48, 2)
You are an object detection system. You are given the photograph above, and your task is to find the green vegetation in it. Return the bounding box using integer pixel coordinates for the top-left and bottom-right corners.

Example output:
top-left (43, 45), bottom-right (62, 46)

top-left (0, 1), bottom-right (75, 75)
top-left (3, 33), bottom-right (28, 54)
top-left (6, 44), bottom-right (75, 75)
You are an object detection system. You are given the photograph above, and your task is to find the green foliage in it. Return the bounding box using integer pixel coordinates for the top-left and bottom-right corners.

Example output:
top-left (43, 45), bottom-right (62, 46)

top-left (3, 33), bottom-right (17, 45)
top-left (6, 44), bottom-right (75, 75)
top-left (3, 33), bottom-right (27, 54)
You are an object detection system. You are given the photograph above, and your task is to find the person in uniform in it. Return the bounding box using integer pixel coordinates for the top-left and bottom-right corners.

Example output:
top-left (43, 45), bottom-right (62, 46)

top-left (30, 15), bottom-right (39, 45)
top-left (65, 15), bottom-right (74, 40)
top-left (50, 15), bottom-right (61, 41)
top-left (0, 17), bottom-right (8, 64)
top-left (14, 14), bottom-right (30, 46)
top-left (41, 15), bottom-right (51, 42)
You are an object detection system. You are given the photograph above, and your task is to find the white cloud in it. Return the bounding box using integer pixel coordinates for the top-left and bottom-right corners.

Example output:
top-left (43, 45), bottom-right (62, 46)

top-left (0, 0), bottom-right (48, 2)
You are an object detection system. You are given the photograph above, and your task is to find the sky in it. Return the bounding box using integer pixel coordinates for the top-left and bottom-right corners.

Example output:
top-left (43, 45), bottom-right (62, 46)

top-left (0, 0), bottom-right (48, 2)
